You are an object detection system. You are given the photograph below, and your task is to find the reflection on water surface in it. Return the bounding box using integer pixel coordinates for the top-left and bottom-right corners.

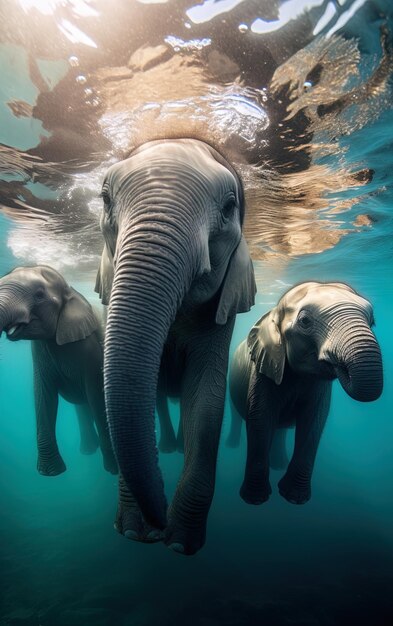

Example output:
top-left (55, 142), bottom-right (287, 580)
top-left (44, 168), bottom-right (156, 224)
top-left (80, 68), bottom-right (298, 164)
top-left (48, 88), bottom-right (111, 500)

top-left (0, 0), bottom-right (392, 281)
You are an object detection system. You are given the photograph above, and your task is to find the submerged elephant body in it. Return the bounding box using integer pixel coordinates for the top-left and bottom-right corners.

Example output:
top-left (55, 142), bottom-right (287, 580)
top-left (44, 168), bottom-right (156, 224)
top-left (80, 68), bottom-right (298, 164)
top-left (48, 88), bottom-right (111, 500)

top-left (0, 266), bottom-right (117, 476)
top-left (228, 281), bottom-right (383, 506)
top-left (96, 138), bottom-right (256, 554)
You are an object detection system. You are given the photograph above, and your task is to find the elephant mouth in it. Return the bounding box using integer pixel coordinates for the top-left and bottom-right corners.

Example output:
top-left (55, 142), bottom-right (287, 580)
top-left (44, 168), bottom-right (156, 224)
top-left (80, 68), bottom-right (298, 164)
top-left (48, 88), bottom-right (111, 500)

top-left (4, 323), bottom-right (26, 341)
top-left (335, 364), bottom-right (350, 385)
top-left (335, 363), bottom-right (359, 399)
top-left (317, 359), bottom-right (337, 380)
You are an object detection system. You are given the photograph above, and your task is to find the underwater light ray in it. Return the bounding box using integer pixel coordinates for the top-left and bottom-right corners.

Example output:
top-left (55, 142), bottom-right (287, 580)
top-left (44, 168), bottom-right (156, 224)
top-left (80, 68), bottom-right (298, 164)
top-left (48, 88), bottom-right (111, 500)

top-left (313, 1), bottom-right (337, 36)
top-left (251, 0), bottom-right (325, 34)
top-left (186, 0), bottom-right (247, 24)
top-left (58, 19), bottom-right (98, 48)
top-left (325, 0), bottom-right (368, 38)
top-left (19, 0), bottom-right (99, 17)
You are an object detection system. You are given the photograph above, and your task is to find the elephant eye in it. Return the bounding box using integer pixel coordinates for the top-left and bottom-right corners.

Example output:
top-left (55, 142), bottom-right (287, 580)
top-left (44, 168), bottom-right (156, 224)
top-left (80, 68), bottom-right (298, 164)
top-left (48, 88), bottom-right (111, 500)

top-left (221, 194), bottom-right (237, 221)
top-left (100, 188), bottom-right (111, 209)
top-left (34, 288), bottom-right (45, 302)
top-left (297, 310), bottom-right (313, 330)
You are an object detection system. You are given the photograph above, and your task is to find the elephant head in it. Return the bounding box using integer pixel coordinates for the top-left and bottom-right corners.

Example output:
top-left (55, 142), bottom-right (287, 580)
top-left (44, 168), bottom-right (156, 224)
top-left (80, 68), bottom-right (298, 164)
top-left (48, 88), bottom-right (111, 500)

top-left (0, 265), bottom-right (98, 344)
top-left (96, 138), bottom-right (256, 530)
top-left (248, 281), bottom-right (383, 401)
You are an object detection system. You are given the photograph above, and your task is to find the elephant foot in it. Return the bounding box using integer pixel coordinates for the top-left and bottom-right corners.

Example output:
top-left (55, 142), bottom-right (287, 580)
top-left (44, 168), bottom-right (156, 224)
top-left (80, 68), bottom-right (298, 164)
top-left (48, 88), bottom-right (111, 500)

top-left (102, 449), bottom-right (118, 475)
top-left (164, 521), bottom-right (206, 556)
top-left (114, 501), bottom-right (163, 543)
top-left (158, 436), bottom-right (177, 454)
top-left (240, 479), bottom-right (271, 505)
top-left (37, 455), bottom-right (66, 476)
top-left (278, 475), bottom-right (311, 505)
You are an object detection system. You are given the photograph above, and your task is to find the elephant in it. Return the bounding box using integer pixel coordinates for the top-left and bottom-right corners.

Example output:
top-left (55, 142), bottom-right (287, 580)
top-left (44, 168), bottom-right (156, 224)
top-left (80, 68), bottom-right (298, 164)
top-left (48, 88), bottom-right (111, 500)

top-left (0, 265), bottom-right (118, 476)
top-left (95, 138), bottom-right (256, 555)
top-left (228, 281), bottom-right (383, 506)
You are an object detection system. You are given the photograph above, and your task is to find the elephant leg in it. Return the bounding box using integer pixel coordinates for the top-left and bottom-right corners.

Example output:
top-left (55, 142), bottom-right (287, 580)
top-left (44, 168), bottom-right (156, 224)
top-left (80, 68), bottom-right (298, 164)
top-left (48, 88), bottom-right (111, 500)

top-left (157, 381), bottom-right (177, 454)
top-left (85, 364), bottom-right (118, 475)
top-left (278, 382), bottom-right (331, 504)
top-left (115, 474), bottom-right (164, 543)
top-left (33, 362), bottom-right (65, 476)
top-left (269, 428), bottom-right (289, 470)
top-left (226, 396), bottom-right (243, 448)
top-left (240, 372), bottom-right (278, 504)
top-left (75, 404), bottom-right (99, 455)
top-left (165, 319), bottom-right (234, 555)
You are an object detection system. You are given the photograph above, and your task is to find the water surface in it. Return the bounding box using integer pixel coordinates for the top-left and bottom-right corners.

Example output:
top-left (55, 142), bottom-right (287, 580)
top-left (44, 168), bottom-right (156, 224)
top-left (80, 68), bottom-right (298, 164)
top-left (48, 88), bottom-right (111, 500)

top-left (1, 1), bottom-right (393, 624)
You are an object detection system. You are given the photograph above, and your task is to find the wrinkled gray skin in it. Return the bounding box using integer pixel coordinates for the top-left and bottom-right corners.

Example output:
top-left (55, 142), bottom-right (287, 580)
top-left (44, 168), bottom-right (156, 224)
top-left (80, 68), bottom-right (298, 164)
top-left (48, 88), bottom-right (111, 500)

top-left (0, 266), bottom-right (118, 476)
top-left (96, 138), bottom-right (256, 555)
top-left (229, 282), bottom-right (383, 506)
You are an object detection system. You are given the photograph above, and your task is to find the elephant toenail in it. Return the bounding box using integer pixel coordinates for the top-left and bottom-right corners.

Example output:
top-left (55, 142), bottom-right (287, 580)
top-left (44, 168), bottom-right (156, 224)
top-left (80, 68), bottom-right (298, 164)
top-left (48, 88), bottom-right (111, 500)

top-left (168, 542), bottom-right (185, 553)
top-left (124, 529), bottom-right (139, 540)
top-left (146, 530), bottom-right (162, 541)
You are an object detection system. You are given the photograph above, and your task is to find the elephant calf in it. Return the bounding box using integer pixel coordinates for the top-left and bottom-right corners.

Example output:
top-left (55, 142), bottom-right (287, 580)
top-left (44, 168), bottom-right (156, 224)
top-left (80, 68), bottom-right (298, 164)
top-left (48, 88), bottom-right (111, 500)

top-left (229, 281), bottom-right (383, 505)
top-left (96, 138), bottom-right (256, 555)
top-left (0, 265), bottom-right (117, 476)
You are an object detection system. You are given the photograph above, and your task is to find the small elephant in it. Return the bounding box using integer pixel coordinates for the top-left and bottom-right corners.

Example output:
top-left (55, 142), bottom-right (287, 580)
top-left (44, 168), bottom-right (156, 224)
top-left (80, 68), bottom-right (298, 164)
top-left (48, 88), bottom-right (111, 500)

top-left (229, 281), bottom-right (383, 506)
top-left (0, 265), bottom-right (118, 476)
top-left (96, 138), bottom-right (256, 554)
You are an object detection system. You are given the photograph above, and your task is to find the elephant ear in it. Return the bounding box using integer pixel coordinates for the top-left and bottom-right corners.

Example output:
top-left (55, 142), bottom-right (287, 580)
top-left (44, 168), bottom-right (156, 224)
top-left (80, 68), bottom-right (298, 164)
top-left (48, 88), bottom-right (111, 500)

top-left (56, 288), bottom-right (99, 345)
top-left (95, 244), bottom-right (114, 306)
top-left (247, 309), bottom-right (285, 385)
top-left (215, 235), bottom-right (257, 325)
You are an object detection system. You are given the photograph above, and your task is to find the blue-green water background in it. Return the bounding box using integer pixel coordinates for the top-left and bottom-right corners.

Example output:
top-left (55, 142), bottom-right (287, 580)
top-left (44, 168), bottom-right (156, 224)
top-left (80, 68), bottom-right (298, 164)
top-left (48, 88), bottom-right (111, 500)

top-left (1, 1), bottom-right (393, 624)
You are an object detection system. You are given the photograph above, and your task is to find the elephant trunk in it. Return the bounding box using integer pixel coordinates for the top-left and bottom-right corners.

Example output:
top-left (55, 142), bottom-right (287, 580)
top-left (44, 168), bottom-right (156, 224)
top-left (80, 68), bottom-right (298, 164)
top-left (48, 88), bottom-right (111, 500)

top-left (104, 218), bottom-right (198, 529)
top-left (0, 294), bottom-right (16, 337)
top-left (330, 319), bottom-right (383, 402)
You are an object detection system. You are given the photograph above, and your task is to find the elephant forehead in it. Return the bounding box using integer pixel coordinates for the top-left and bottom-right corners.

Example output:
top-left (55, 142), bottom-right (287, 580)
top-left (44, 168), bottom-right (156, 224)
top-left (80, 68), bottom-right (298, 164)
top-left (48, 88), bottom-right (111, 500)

top-left (129, 139), bottom-right (220, 170)
top-left (283, 282), bottom-right (372, 316)
top-left (0, 266), bottom-right (64, 290)
top-left (106, 141), bottom-right (235, 194)
top-left (0, 266), bottom-right (41, 286)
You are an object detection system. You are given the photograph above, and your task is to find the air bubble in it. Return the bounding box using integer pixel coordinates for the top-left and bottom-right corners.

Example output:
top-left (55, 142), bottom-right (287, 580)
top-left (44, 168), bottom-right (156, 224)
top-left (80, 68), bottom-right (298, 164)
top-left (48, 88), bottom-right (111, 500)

top-left (184, 22), bottom-right (191, 29)
top-left (238, 24), bottom-right (248, 33)
top-left (68, 55), bottom-right (79, 67)
top-left (76, 75), bottom-right (87, 85)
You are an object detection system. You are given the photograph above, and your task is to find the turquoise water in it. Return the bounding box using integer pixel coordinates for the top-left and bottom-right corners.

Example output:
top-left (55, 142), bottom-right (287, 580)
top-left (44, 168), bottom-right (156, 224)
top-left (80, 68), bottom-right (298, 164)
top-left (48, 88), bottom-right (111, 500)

top-left (1, 1), bottom-right (393, 624)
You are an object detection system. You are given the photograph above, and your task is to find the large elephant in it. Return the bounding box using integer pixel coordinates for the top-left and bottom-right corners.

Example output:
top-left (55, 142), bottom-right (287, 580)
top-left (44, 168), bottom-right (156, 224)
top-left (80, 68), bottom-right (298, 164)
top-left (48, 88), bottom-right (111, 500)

top-left (0, 265), bottom-right (118, 476)
top-left (229, 281), bottom-right (383, 506)
top-left (96, 138), bottom-right (256, 555)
